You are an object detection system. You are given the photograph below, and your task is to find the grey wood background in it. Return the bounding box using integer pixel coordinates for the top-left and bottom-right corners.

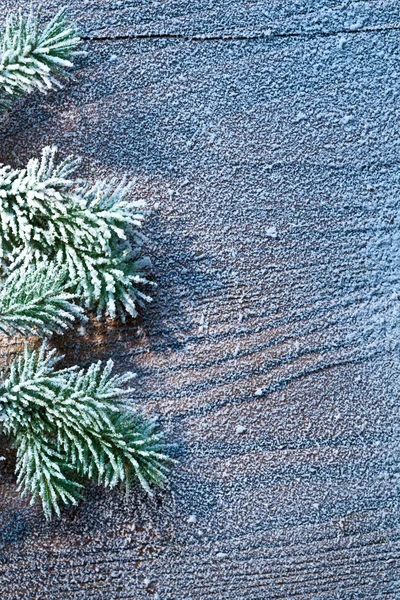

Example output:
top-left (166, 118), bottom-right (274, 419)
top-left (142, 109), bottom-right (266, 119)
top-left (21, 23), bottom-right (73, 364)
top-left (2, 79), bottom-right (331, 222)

top-left (0, 1), bottom-right (399, 598)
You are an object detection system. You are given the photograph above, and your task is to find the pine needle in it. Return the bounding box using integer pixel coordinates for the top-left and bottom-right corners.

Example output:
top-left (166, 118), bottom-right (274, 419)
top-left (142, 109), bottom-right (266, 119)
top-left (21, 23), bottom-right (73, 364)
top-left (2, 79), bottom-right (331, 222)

top-left (0, 9), bottom-right (83, 111)
top-left (0, 147), bottom-right (153, 319)
top-left (0, 260), bottom-right (85, 337)
top-left (0, 344), bottom-right (172, 518)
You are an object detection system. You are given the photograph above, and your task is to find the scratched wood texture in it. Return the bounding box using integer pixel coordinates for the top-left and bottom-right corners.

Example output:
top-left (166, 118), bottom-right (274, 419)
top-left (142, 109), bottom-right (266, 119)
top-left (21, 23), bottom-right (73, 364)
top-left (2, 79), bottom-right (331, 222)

top-left (0, 1), bottom-right (399, 598)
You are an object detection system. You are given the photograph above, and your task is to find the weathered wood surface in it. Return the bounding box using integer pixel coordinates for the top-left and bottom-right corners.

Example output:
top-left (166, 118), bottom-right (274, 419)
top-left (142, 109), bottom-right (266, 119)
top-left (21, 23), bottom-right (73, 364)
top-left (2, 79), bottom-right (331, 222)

top-left (0, 1), bottom-right (399, 598)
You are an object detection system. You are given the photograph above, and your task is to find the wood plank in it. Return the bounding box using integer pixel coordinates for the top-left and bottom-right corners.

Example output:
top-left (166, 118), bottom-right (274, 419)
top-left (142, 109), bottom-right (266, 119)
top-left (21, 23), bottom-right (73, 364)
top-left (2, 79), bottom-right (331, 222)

top-left (0, 1), bottom-right (399, 598)
top-left (1, 0), bottom-right (400, 38)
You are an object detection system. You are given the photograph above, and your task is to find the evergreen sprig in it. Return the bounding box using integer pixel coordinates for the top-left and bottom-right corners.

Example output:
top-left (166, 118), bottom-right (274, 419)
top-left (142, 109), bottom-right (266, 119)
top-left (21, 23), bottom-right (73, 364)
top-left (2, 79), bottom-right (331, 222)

top-left (0, 260), bottom-right (85, 337)
top-left (0, 9), bottom-right (83, 111)
top-left (0, 146), bottom-right (153, 319)
top-left (0, 345), bottom-right (170, 518)
top-left (0, 9), bottom-right (171, 520)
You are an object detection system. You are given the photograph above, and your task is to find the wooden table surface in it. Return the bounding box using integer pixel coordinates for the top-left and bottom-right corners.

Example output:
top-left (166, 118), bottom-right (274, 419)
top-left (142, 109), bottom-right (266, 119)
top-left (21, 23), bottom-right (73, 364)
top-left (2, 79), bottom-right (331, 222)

top-left (0, 1), bottom-right (399, 598)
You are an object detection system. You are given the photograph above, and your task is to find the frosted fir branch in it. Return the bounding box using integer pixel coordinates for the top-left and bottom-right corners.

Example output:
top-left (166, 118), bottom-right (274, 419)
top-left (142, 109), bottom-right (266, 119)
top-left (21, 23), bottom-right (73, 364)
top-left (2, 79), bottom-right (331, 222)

top-left (0, 9), bottom-right (83, 111)
top-left (0, 344), bottom-right (171, 519)
top-left (0, 146), bottom-right (153, 320)
top-left (0, 260), bottom-right (85, 337)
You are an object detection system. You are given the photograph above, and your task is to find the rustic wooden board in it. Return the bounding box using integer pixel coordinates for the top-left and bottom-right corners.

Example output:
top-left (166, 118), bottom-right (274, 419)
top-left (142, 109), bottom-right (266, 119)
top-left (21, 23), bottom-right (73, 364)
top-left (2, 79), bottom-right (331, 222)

top-left (0, 1), bottom-right (399, 598)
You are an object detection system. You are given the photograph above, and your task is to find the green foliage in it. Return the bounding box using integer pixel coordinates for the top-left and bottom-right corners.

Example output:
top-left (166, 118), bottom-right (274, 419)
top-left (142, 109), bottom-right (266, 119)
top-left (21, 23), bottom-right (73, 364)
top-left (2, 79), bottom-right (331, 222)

top-left (0, 146), bottom-right (153, 319)
top-left (0, 8), bottom-right (83, 111)
top-left (0, 260), bottom-right (85, 337)
top-left (0, 345), bottom-right (171, 519)
top-left (0, 9), bottom-right (171, 520)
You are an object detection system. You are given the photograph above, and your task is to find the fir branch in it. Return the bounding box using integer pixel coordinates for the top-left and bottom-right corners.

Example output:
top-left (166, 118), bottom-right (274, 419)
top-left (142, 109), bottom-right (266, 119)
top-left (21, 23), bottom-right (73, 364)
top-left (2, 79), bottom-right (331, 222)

top-left (0, 260), bottom-right (85, 337)
top-left (0, 345), bottom-right (171, 518)
top-left (59, 362), bottom-right (169, 494)
top-left (0, 146), bottom-right (153, 319)
top-left (0, 9), bottom-right (83, 111)
top-left (13, 427), bottom-right (85, 520)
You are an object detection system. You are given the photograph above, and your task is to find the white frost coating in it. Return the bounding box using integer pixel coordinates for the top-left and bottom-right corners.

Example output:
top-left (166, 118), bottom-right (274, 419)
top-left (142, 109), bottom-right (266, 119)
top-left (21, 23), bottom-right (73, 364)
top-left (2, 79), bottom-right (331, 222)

top-left (0, 0), bottom-right (399, 599)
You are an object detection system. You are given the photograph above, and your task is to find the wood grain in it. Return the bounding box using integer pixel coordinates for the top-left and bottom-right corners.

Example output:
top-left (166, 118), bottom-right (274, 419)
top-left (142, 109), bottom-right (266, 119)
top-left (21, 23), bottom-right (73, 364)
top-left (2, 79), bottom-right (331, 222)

top-left (0, 1), bottom-right (399, 598)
